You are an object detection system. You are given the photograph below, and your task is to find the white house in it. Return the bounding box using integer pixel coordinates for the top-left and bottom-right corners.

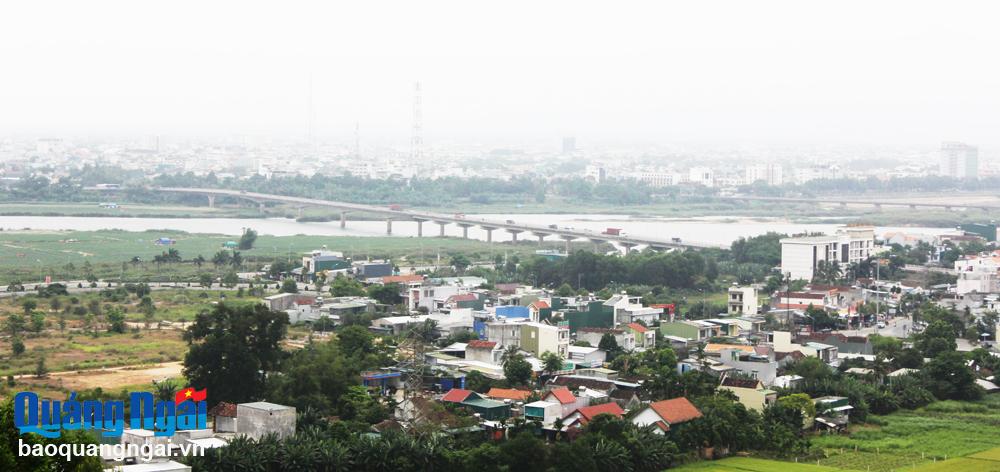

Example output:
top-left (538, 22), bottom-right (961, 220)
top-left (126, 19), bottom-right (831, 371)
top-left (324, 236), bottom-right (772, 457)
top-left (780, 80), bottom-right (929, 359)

top-left (780, 228), bottom-right (876, 281)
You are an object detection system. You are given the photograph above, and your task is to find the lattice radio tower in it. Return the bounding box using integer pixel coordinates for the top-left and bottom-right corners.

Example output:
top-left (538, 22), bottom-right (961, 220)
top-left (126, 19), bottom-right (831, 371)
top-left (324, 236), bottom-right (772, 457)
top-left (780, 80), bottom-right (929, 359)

top-left (398, 320), bottom-right (428, 422)
top-left (410, 81), bottom-right (423, 161)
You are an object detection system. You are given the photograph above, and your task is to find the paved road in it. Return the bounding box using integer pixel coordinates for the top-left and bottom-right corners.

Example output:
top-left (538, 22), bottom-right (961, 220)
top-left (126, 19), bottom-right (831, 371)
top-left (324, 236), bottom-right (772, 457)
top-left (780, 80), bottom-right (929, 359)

top-left (838, 316), bottom-right (913, 338)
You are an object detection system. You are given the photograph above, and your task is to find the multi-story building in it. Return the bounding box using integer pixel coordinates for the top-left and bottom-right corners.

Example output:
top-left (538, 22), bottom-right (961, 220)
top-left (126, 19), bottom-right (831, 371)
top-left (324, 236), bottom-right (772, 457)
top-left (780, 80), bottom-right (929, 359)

top-left (940, 141), bottom-right (979, 179)
top-left (780, 227), bottom-right (876, 281)
top-left (727, 285), bottom-right (758, 315)
top-left (603, 294), bottom-right (663, 327)
top-left (744, 164), bottom-right (783, 186)
top-left (954, 250), bottom-right (1000, 295)
top-left (485, 320), bottom-right (569, 358)
top-left (577, 327), bottom-right (636, 351)
top-left (635, 171), bottom-right (680, 188)
top-left (688, 167), bottom-right (714, 187)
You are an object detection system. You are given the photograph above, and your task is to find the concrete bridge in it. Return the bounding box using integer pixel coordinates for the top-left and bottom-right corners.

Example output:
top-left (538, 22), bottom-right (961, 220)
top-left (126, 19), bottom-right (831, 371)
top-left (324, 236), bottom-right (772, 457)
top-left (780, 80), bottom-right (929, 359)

top-left (719, 195), bottom-right (1000, 211)
top-left (86, 186), bottom-right (725, 251)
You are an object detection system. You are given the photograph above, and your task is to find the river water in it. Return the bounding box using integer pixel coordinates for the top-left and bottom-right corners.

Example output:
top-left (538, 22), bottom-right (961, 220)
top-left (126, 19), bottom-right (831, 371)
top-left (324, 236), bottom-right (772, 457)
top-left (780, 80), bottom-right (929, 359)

top-left (0, 214), bottom-right (957, 246)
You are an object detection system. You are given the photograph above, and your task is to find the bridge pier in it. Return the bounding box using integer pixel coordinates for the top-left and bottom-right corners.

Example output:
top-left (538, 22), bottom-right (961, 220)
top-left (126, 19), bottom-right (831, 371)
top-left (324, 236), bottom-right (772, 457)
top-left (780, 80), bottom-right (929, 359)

top-left (386, 218), bottom-right (393, 235)
top-left (413, 218), bottom-right (426, 237)
top-left (507, 229), bottom-right (523, 243)
top-left (258, 201), bottom-right (265, 212)
top-left (435, 221), bottom-right (449, 237)
top-left (619, 242), bottom-right (638, 255)
top-left (207, 195), bottom-right (215, 208)
top-left (874, 203), bottom-right (882, 211)
top-left (559, 235), bottom-right (575, 253)
top-left (533, 232), bottom-right (550, 245)
top-left (458, 223), bottom-right (474, 239)
top-left (482, 226), bottom-right (497, 242)
top-left (297, 206), bottom-right (304, 218)
top-left (340, 211), bottom-right (348, 229)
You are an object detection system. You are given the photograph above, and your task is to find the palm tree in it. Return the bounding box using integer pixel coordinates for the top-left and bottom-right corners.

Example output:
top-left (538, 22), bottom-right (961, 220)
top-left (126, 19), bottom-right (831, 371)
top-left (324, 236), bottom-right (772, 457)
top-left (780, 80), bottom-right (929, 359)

top-left (153, 378), bottom-right (177, 401)
top-left (500, 345), bottom-right (521, 366)
top-left (541, 351), bottom-right (564, 376)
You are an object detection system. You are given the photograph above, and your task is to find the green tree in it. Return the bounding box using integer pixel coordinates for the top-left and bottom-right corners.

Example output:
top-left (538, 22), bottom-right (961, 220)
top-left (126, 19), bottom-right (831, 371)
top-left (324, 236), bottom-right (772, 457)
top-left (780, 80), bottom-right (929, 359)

top-left (34, 355), bottom-right (48, 378)
top-left (154, 378), bottom-right (178, 401)
top-left (329, 274), bottom-right (366, 297)
top-left (11, 337), bottom-right (25, 357)
top-left (503, 352), bottom-right (533, 386)
top-left (30, 312), bottom-right (45, 333)
top-left (540, 351), bottom-right (564, 376)
top-left (21, 299), bottom-right (37, 315)
top-left (338, 325), bottom-right (375, 357)
top-left (139, 296), bottom-right (156, 327)
top-left (222, 270), bottom-right (240, 288)
top-left (922, 350), bottom-right (983, 401)
top-left (280, 278), bottom-right (299, 294)
top-left (337, 385), bottom-right (387, 424)
top-left (366, 283), bottom-right (402, 305)
top-left (5, 314), bottom-right (26, 337)
top-left (198, 272), bottom-right (214, 288)
top-left (914, 319), bottom-right (958, 358)
top-left (555, 283), bottom-right (575, 297)
top-left (238, 228), bottom-right (258, 250)
top-left (106, 306), bottom-right (126, 333)
top-left (598, 333), bottom-right (620, 353)
top-left (450, 254), bottom-right (471, 274)
top-left (182, 303), bottom-right (289, 405)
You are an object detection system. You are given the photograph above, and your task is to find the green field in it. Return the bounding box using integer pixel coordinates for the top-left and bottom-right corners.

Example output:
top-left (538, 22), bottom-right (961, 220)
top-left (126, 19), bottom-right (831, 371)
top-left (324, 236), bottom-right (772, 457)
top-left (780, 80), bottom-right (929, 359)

top-left (811, 397), bottom-right (1000, 471)
top-left (0, 229), bottom-right (545, 284)
top-left (0, 202), bottom-right (258, 218)
top-left (675, 397), bottom-right (1000, 472)
top-left (673, 457), bottom-right (854, 472)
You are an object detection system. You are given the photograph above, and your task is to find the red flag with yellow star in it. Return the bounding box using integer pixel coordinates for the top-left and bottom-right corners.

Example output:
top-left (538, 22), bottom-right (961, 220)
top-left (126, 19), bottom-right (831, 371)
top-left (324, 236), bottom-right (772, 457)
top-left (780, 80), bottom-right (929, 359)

top-left (175, 387), bottom-right (207, 403)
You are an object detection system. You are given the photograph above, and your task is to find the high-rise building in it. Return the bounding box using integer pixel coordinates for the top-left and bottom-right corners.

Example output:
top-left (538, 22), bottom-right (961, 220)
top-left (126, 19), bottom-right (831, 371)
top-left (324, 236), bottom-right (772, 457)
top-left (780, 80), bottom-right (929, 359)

top-left (744, 164), bottom-right (783, 186)
top-left (562, 137), bottom-right (576, 154)
top-left (940, 142), bottom-right (978, 179)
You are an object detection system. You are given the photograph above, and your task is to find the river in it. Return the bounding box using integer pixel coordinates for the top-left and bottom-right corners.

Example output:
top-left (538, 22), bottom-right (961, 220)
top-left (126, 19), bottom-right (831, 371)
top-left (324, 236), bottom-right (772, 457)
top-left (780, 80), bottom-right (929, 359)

top-left (0, 214), bottom-right (958, 246)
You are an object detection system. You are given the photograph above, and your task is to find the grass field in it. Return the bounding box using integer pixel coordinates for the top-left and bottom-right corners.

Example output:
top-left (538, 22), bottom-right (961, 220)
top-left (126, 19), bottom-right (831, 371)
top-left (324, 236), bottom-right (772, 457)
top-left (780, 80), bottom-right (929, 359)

top-left (0, 329), bottom-right (187, 377)
top-left (0, 202), bottom-right (257, 218)
top-left (676, 397), bottom-right (1000, 472)
top-left (673, 457), bottom-right (855, 472)
top-left (810, 396), bottom-right (1000, 471)
top-left (0, 228), bottom-right (543, 284)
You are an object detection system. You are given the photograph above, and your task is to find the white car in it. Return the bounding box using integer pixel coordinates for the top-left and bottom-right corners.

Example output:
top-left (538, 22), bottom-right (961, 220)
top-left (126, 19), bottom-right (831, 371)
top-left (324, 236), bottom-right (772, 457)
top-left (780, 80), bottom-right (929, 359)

top-left (877, 322), bottom-right (886, 329)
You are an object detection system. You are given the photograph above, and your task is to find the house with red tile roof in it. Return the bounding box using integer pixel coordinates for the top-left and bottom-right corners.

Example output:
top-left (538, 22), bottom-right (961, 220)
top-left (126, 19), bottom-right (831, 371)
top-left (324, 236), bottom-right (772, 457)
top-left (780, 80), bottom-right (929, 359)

top-left (563, 402), bottom-right (625, 428)
top-left (631, 397), bottom-right (702, 433)
top-left (208, 402), bottom-right (238, 433)
top-left (543, 387), bottom-right (589, 417)
top-left (466, 340), bottom-right (502, 364)
top-left (380, 274), bottom-right (426, 285)
top-left (441, 388), bottom-right (479, 404)
top-left (486, 388), bottom-right (532, 403)
top-left (626, 322), bottom-right (656, 349)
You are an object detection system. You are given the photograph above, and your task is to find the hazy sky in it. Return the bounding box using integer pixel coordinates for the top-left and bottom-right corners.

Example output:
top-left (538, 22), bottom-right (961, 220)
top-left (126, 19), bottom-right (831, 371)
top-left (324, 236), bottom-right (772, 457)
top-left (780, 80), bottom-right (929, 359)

top-left (0, 1), bottom-right (997, 146)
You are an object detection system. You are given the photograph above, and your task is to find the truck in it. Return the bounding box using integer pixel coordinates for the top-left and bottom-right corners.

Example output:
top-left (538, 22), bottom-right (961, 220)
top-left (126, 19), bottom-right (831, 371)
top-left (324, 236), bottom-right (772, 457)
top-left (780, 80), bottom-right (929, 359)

top-left (388, 204), bottom-right (403, 211)
top-left (602, 227), bottom-right (622, 236)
